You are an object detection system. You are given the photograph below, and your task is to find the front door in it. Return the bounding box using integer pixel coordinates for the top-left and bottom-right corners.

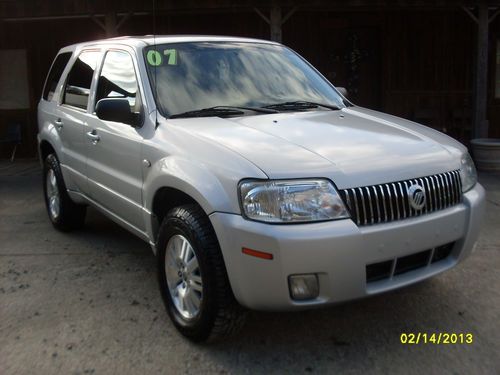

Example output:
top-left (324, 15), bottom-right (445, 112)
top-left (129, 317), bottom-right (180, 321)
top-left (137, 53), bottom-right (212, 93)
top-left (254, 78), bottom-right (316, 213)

top-left (85, 49), bottom-right (145, 232)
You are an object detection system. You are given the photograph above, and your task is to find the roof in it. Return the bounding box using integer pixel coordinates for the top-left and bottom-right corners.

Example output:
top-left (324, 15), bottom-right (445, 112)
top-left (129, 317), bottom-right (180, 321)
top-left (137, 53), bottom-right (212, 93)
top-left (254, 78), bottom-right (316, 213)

top-left (60, 35), bottom-right (280, 52)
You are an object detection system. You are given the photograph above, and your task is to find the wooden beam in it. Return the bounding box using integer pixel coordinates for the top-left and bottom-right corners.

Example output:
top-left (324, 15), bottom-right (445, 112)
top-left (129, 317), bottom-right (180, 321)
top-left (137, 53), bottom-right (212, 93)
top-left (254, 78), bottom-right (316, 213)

top-left (91, 15), bottom-right (106, 30)
top-left (282, 6), bottom-right (298, 24)
top-left (253, 7), bottom-right (270, 24)
top-left (489, 7), bottom-right (500, 23)
top-left (462, 6), bottom-right (478, 23)
top-left (116, 12), bottom-right (132, 30)
top-left (1, 12), bottom-right (149, 22)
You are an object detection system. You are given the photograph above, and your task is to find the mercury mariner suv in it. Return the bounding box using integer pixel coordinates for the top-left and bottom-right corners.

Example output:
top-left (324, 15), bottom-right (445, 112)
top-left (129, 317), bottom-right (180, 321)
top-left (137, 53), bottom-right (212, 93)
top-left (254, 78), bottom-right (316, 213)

top-left (38, 36), bottom-right (485, 341)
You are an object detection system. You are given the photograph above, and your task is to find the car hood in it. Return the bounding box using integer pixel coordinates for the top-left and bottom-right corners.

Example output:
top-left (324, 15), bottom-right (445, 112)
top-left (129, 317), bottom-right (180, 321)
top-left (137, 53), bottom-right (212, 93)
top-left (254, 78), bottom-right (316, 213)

top-left (168, 107), bottom-right (465, 189)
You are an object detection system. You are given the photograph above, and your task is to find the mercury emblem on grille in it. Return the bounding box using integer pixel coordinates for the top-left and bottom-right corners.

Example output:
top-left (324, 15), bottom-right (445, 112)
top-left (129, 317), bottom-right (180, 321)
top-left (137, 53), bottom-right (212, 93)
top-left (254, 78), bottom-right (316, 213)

top-left (408, 184), bottom-right (426, 210)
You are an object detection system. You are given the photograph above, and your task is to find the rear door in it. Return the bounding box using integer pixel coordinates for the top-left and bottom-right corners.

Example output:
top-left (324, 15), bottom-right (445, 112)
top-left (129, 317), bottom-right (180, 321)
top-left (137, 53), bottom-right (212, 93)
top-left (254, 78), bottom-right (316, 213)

top-left (85, 48), bottom-right (146, 232)
top-left (57, 50), bottom-right (102, 192)
top-left (38, 51), bottom-right (72, 157)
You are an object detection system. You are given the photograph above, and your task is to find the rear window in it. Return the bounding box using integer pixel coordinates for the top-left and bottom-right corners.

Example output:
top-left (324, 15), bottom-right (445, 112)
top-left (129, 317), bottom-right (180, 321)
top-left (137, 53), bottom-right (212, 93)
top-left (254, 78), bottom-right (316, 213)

top-left (42, 52), bottom-right (72, 101)
top-left (63, 51), bottom-right (101, 110)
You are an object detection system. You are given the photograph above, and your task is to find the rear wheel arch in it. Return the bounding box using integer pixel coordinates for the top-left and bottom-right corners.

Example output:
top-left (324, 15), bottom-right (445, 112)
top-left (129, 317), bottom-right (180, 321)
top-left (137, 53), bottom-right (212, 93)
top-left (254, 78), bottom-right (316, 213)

top-left (42, 153), bottom-right (86, 231)
top-left (39, 140), bottom-right (56, 162)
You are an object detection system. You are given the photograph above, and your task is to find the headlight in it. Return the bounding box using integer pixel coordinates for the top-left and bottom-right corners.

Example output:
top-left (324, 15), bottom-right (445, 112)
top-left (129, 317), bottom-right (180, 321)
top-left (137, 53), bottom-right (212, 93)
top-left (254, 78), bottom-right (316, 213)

top-left (459, 153), bottom-right (477, 192)
top-left (239, 179), bottom-right (349, 223)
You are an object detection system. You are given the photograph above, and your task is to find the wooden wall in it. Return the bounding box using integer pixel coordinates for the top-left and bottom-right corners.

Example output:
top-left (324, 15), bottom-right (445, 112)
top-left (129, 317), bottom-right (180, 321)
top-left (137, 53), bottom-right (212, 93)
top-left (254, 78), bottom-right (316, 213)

top-left (1, 4), bottom-right (498, 157)
top-left (488, 14), bottom-right (500, 139)
top-left (383, 10), bottom-right (477, 143)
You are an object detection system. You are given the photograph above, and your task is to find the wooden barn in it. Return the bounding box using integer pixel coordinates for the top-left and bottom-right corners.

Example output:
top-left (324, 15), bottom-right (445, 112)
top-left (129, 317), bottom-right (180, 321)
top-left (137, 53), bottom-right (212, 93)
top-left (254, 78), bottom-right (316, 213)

top-left (1, 0), bottom-right (499, 157)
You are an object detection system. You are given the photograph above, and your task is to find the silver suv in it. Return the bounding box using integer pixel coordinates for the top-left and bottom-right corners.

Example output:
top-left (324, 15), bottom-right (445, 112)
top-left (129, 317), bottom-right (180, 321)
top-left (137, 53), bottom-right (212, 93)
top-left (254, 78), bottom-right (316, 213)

top-left (38, 36), bottom-right (485, 341)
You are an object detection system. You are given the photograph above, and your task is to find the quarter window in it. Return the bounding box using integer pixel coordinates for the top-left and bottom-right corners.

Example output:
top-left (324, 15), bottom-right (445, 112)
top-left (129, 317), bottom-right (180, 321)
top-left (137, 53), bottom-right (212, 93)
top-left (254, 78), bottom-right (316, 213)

top-left (95, 50), bottom-right (141, 114)
top-left (63, 51), bottom-right (100, 110)
top-left (43, 52), bottom-right (72, 101)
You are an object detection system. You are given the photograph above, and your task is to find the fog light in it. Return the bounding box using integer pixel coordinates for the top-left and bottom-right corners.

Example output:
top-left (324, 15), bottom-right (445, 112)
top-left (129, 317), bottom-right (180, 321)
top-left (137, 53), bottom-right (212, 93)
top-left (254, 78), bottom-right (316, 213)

top-left (288, 274), bottom-right (319, 301)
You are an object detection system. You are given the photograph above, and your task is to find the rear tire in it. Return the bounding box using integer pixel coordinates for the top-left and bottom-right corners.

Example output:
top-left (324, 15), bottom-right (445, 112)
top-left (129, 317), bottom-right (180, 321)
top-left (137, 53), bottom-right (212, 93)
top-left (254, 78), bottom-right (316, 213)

top-left (157, 204), bottom-right (245, 342)
top-left (43, 153), bottom-right (86, 231)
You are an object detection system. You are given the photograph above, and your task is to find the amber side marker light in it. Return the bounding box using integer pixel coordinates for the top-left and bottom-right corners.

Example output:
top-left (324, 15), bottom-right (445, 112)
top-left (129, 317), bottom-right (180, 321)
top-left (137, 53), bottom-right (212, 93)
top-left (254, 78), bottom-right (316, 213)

top-left (242, 247), bottom-right (274, 260)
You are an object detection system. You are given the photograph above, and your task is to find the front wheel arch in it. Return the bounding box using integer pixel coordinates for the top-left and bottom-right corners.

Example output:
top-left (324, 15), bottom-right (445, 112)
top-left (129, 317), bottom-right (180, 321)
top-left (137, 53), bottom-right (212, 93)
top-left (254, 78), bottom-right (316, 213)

top-left (151, 187), bottom-right (201, 239)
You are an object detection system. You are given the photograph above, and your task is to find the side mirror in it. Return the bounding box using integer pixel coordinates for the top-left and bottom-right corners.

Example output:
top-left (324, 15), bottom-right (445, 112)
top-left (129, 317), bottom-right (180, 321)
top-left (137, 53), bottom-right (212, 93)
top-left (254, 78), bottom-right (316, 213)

top-left (337, 87), bottom-right (348, 98)
top-left (95, 98), bottom-right (139, 127)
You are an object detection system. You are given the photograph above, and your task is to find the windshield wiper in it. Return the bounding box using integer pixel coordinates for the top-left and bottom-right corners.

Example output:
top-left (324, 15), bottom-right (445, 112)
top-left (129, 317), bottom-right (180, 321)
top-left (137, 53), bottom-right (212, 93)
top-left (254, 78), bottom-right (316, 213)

top-left (214, 105), bottom-right (278, 114)
top-left (169, 106), bottom-right (277, 119)
top-left (262, 101), bottom-right (340, 111)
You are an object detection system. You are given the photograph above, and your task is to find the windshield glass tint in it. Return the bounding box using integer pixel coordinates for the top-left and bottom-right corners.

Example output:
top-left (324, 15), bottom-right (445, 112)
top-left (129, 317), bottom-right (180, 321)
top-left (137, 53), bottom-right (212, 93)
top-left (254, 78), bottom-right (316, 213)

top-left (144, 42), bottom-right (345, 116)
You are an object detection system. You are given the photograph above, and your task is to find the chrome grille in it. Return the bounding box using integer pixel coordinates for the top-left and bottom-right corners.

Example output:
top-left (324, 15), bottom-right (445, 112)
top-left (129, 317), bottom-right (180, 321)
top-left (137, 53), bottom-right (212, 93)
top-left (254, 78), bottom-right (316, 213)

top-left (340, 170), bottom-right (462, 226)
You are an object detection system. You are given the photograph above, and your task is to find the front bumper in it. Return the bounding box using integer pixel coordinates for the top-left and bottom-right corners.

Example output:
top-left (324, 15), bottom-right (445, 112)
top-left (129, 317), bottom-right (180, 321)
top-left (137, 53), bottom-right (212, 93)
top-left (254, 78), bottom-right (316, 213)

top-left (209, 183), bottom-right (485, 311)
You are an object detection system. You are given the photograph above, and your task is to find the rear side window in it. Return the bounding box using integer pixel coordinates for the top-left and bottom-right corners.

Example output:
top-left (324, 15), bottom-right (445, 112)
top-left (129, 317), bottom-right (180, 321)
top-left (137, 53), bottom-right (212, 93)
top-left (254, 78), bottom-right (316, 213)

top-left (42, 52), bottom-right (72, 101)
top-left (63, 51), bottom-right (100, 110)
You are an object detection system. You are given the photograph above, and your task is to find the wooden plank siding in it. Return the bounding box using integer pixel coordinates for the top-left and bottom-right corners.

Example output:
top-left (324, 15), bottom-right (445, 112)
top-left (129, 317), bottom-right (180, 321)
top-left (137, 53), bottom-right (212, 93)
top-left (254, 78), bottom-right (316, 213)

top-left (383, 10), bottom-right (477, 142)
top-left (0, 1), bottom-right (498, 157)
top-left (489, 12), bottom-right (500, 139)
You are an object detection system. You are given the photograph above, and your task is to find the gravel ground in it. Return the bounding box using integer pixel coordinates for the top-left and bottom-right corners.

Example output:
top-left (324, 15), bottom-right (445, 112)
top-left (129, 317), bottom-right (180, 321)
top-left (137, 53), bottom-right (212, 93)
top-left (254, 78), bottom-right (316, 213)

top-left (0, 160), bottom-right (499, 375)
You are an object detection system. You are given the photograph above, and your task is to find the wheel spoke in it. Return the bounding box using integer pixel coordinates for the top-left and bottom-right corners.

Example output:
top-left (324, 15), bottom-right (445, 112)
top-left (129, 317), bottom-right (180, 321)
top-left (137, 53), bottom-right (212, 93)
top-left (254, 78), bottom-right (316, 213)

top-left (190, 278), bottom-right (203, 292)
top-left (186, 256), bottom-right (198, 274)
top-left (164, 234), bottom-right (203, 320)
top-left (165, 260), bottom-right (181, 287)
top-left (185, 287), bottom-right (201, 311)
top-left (183, 288), bottom-right (195, 313)
top-left (190, 274), bottom-right (202, 285)
top-left (173, 236), bottom-right (182, 260)
top-left (47, 172), bottom-right (52, 193)
top-left (180, 238), bottom-right (190, 263)
top-left (50, 171), bottom-right (57, 187)
top-left (177, 285), bottom-right (185, 312)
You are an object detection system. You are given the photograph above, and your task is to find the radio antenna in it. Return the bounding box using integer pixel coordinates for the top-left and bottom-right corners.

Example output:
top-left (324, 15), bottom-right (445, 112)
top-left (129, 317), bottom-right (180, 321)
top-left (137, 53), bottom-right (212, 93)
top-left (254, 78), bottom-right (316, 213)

top-left (153, 0), bottom-right (159, 128)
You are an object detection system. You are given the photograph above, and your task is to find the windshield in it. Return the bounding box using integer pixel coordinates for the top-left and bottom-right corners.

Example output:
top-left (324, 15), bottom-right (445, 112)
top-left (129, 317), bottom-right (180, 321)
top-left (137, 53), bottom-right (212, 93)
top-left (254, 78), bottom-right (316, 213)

top-left (143, 42), bottom-right (347, 117)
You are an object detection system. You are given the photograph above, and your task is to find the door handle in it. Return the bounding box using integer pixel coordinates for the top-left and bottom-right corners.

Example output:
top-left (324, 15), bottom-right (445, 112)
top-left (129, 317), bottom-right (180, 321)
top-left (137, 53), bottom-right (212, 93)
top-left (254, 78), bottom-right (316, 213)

top-left (86, 130), bottom-right (100, 144)
top-left (54, 118), bottom-right (63, 130)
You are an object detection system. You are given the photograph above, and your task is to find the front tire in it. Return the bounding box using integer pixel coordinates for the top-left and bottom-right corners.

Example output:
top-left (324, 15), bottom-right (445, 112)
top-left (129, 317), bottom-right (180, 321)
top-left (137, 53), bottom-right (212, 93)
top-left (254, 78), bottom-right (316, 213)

top-left (43, 153), bottom-right (86, 231)
top-left (157, 204), bottom-right (245, 342)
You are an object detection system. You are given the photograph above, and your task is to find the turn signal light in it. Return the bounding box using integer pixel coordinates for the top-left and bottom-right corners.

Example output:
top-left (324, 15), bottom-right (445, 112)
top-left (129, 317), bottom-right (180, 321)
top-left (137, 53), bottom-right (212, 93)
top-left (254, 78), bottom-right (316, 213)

top-left (242, 247), bottom-right (273, 260)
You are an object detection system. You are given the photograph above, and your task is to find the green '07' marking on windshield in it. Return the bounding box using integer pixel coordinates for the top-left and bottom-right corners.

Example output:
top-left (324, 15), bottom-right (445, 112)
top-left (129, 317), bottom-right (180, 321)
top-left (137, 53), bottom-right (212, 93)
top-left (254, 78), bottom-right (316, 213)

top-left (147, 49), bottom-right (177, 66)
top-left (147, 50), bottom-right (162, 66)
top-left (163, 49), bottom-right (177, 65)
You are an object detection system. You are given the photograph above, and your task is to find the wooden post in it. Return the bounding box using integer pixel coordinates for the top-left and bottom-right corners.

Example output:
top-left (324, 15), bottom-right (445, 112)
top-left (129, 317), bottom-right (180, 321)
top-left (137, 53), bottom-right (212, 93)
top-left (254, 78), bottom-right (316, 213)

top-left (104, 11), bottom-right (118, 37)
top-left (473, 1), bottom-right (489, 139)
top-left (270, 5), bottom-right (282, 42)
top-left (254, 5), bottom-right (297, 43)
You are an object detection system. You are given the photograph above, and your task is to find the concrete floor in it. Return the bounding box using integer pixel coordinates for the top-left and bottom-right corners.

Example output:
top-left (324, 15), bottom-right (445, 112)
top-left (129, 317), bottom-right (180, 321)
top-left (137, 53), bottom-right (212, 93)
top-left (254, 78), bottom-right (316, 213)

top-left (0, 160), bottom-right (499, 375)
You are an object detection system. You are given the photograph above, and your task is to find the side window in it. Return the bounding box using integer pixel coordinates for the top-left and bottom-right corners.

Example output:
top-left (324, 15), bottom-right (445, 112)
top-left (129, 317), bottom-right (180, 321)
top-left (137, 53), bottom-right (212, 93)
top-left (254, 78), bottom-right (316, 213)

top-left (95, 50), bottom-right (141, 114)
top-left (63, 51), bottom-right (100, 110)
top-left (43, 52), bottom-right (72, 101)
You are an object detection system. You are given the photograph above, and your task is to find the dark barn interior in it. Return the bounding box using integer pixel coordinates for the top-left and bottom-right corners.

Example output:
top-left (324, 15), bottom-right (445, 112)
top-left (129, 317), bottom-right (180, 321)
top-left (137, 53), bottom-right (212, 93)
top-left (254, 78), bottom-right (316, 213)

top-left (1, 0), bottom-right (499, 158)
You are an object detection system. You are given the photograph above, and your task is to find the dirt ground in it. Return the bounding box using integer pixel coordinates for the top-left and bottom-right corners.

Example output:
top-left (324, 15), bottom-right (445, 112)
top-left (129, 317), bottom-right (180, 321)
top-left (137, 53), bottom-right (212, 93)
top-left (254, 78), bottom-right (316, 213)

top-left (1, 160), bottom-right (499, 374)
